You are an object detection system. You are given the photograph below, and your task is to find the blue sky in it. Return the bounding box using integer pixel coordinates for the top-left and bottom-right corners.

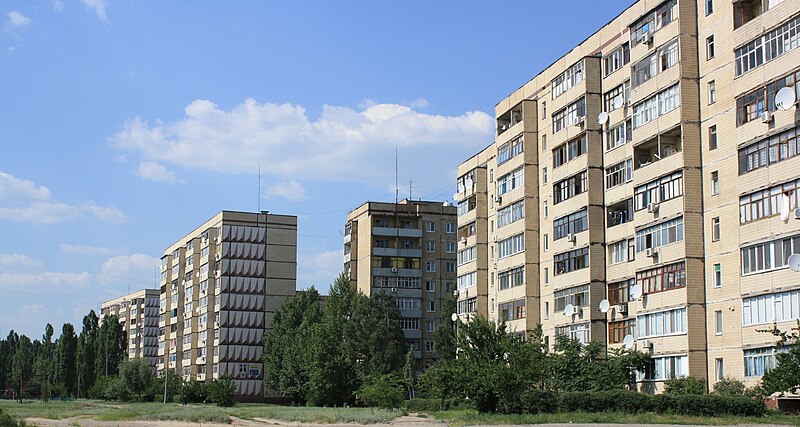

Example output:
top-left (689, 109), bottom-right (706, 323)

top-left (1, 0), bottom-right (633, 338)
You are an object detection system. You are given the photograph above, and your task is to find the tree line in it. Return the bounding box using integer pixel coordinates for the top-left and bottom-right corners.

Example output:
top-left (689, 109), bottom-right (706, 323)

top-left (0, 310), bottom-right (126, 401)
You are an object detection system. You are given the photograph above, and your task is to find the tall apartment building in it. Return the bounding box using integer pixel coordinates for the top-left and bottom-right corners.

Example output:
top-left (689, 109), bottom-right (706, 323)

top-left (344, 200), bottom-right (457, 368)
top-left (457, 0), bottom-right (800, 392)
top-left (700, 0), bottom-right (800, 387)
top-left (101, 289), bottom-right (160, 370)
top-left (158, 211), bottom-right (297, 399)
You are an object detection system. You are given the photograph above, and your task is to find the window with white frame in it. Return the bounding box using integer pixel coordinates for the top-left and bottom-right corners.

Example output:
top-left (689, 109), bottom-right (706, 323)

top-left (629, 0), bottom-right (677, 48)
top-left (425, 221), bottom-right (435, 232)
top-left (497, 233), bottom-right (525, 259)
top-left (425, 261), bottom-right (436, 272)
top-left (457, 246), bottom-right (476, 265)
top-left (632, 38), bottom-right (679, 88)
top-left (638, 354), bottom-right (687, 381)
top-left (554, 284), bottom-right (589, 311)
top-left (553, 170), bottom-right (587, 204)
top-left (606, 119), bottom-right (632, 151)
top-left (554, 247), bottom-right (589, 275)
top-left (553, 134), bottom-right (587, 168)
top-left (609, 240), bottom-right (627, 265)
top-left (401, 318), bottom-right (419, 330)
top-left (497, 167), bottom-right (524, 196)
top-left (735, 14), bottom-right (800, 76)
top-left (555, 322), bottom-right (590, 344)
top-left (426, 320), bottom-right (435, 332)
top-left (551, 60), bottom-right (584, 100)
top-left (743, 289), bottom-right (800, 326)
top-left (426, 241), bottom-right (435, 252)
top-left (426, 301), bottom-right (435, 312)
top-left (637, 307), bottom-right (687, 338)
top-left (425, 280), bottom-right (436, 292)
top-left (714, 310), bottom-right (723, 335)
top-left (740, 234), bottom-right (800, 275)
top-left (603, 81), bottom-right (630, 113)
top-left (634, 171), bottom-right (683, 210)
top-left (605, 159), bottom-right (633, 189)
top-left (396, 298), bottom-right (420, 310)
top-left (497, 199), bottom-right (525, 228)
top-left (635, 216), bottom-right (684, 252)
top-left (713, 263), bottom-right (721, 288)
top-left (552, 97), bottom-right (586, 133)
top-left (633, 83), bottom-right (680, 128)
top-left (744, 347), bottom-right (777, 377)
top-left (553, 208), bottom-right (588, 240)
top-left (457, 271), bottom-right (477, 292)
top-left (604, 43), bottom-right (630, 77)
top-left (446, 222), bottom-right (456, 233)
top-left (498, 266), bottom-right (524, 290)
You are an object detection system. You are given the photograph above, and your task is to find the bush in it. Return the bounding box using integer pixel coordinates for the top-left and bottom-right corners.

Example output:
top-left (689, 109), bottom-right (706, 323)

top-left (404, 398), bottom-right (473, 412)
top-left (183, 379), bottom-right (207, 403)
top-left (520, 389), bottom-right (557, 414)
top-left (358, 374), bottom-right (404, 409)
top-left (664, 376), bottom-right (706, 395)
top-left (0, 408), bottom-right (26, 427)
top-left (713, 378), bottom-right (746, 397)
top-left (89, 375), bottom-right (131, 401)
top-left (206, 376), bottom-right (236, 407)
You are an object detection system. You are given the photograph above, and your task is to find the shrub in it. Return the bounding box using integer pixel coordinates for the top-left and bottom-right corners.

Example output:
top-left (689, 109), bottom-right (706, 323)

top-left (358, 374), bottom-right (404, 409)
top-left (89, 375), bottom-right (131, 401)
top-left (520, 389), bottom-right (557, 414)
top-left (404, 398), bottom-right (474, 412)
top-left (0, 408), bottom-right (26, 427)
top-left (183, 379), bottom-right (207, 403)
top-left (206, 376), bottom-right (236, 407)
top-left (664, 376), bottom-right (706, 395)
top-left (713, 378), bottom-right (746, 397)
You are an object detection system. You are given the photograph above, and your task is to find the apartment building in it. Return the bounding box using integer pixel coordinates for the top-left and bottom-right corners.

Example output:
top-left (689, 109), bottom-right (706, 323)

top-left (700, 0), bottom-right (800, 388)
top-left (344, 200), bottom-right (457, 368)
top-left (158, 211), bottom-right (297, 399)
top-left (101, 289), bottom-right (160, 370)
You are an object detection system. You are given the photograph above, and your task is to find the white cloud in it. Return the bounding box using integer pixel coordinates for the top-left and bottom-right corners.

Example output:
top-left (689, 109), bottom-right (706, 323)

top-left (110, 99), bottom-right (493, 192)
top-left (0, 253), bottom-right (42, 270)
top-left (20, 304), bottom-right (46, 317)
top-left (0, 171), bottom-right (127, 224)
top-left (97, 253), bottom-right (159, 285)
top-left (60, 243), bottom-right (118, 256)
top-left (80, 0), bottom-right (109, 23)
top-left (297, 249), bottom-right (343, 292)
top-left (6, 10), bottom-right (31, 28)
top-left (53, 0), bottom-right (65, 12)
top-left (136, 161), bottom-right (180, 183)
top-left (409, 98), bottom-right (430, 109)
top-left (264, 180), bottom-right (306, 202)
top-left (0, 271), bottom-right (92, 292)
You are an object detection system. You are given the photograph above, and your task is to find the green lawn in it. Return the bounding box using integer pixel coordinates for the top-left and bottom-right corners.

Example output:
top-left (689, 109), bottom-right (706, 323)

top-left (0, 400), bottom-right (402, 424)
top-left (433, 408), bottom-right (800, 426)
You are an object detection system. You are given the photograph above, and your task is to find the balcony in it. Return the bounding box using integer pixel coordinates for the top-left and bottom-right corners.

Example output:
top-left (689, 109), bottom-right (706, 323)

top-left (372, 247), bottom-right (422, 258)
top-left (372, 267), bottom-right (422, 277)
top-left (403, 329), bottom-right (422, 339)
top-left (400, 308), bottom-right (422, 318)
top-left (373, 227), bottom-right (422, 238)
top-left (497, 104), bottom-right (523, 136)
top-left (372, 287), bottom-right (422, 299)
top-left (633, 128), bottom-right (682, 171)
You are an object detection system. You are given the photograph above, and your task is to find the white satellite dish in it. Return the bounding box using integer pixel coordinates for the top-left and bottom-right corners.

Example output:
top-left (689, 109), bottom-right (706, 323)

top-left (451, 312), bottom-right (458, 322)
top-left (631, 284), bottom-right (643, 301)
top-left (597, 111), bottom-right (609, 126)
top-left (599, 299), bottom-right (610, 313)
top-left (563, 303), bottom-right (576, 317)
top-left (775, 87), bottom-right (797, 111)
top-left (789, 254), bottom-right (800, 273)
top-left (622, 334), bottom-right (634, 348)
top-left (612, 97), bottom-right (623, 110)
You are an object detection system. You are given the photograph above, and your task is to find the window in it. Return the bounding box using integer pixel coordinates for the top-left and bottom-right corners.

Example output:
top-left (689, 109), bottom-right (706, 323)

top-left (425, 341), bottom-right (435, 352)
top-left (713, 263), bottom-right (721, 288)
top-left (425, 280), bottom-right (436, 292)
top-left (743, 288), bottom-right (800, 326)
top-left (544, 302), bottom-right (549, 320)
top-left (498, 266), bottom-right (524, 290)
top-left (635, 217), bottom-right (684, 252)
top-left (604, 43), bottom-right (630, 77)
top-left (426, 261), bottom-right (436, 272)
top-left (739, 179), bottom-right (800, 224)
top-left (708, 80), bottom-right (716, 104)
top-left (425, 221), bottom-right (435, 232)
top-left (543, 201), bottom-right (548, 218)
top-left (715, 358), bottom-right (724, 383)
top-left (636, 261), bottom-right (686, 294)
top-left (738, 126), bottom-right (800, 174)
top-left (705, 0), bottom-right (713, 15)
top-left (543, 267), bottom-right (549, 285)
top-left (543, 234), bottom-right (549, 252)
top-left (426, 320), bottom-right (435, 332)
top-left (552, 97), bottom-right (586, 133)
top-left (637, 307), bottom-right (687, 338)
top-left (426, 301), bottom-right (436, 312)
top-left (744, 347), bottom-right (776, 377)
top-left (446, 261), bottom-right (455, 273)
top-left (609, 319), bottom-right (636, 344)
top-left (426, 241), bottom-right (435, 252)
top-left (608, 279), bottom-right (634, 305)
top-left (498, 233), bottom-right (525, 259)
top-left (709, 125), bottom-right (717, 150)
top-left (457, 271), bottom-right (477, 292)
top-left (740, 235), bottom-right (800, 274)
top-left (605, 159), bottom-right (633, 189)
top-left (633, 83), bottom-right (680, 128)
top-left (735, 15), bottom-right (800, 76)
top-left (554, 285), bottom-right (589, 311)
top-left (634, 171), bottom-right (683, 210)
top-left (543, 167), bottom-right (548, 184)
top-left (497, 167), bottom-right (524, 196)
top-left (542, 101), bottom-right (546, 117)
top-left (497, 199), bottom-right (525, 228)
top-left (632, 38), bottom-right (679, 88)
top-left (714, 310), bottom-right (723, 335)
top-left (457, 198), bottom-right (476, 216)
top-left (457, 246), bottom-right (477, 265)
top-left (553, 170), bottom-right (587, 204)
top-left (606, 119), bottom-right (632, 151)
top-left (499, 298), bottom-right (526, 321)
top-left (609, 240), bottom-right (627, 265)
top-left (630, 0), bottom-right (676, 48)
top-left (396, 298), bottom-right (420, 310)
top-left (553, 209), bottom-right (588, 240)
top-left (542, 134), bottom-right (547, 151)
top-left (446, 222), bottom-right (456, 233)
top-left (497, 135), bottom-right (524, 165)
top-left (457, 297), bottom-right (477, 314)
top-left (639, 355), bottom-right (688, 381)
top-left (553, 135), bottom-right (587, 168)
top-left (555, 322), bottom-right (590, 345)
top-left (711, 217), bottom-right (720, 242)
top-left (554, 247), bottom-right (589, 275)
top-left (446, 242), bottom-right (456, 253)
top-left (401, 318), bottom-right (419, 330)
top-left (551, 60), bottom-right (584, 100)
top-left (706, 36), bottom-right (715, 60)
top-left (604, 81), bottom-right (631, 113)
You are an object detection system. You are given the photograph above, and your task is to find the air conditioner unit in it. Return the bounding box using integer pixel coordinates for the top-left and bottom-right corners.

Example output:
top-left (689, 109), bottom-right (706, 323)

top-left (574, 117), bottom-right (585, 128)
top-left (641, 340), bottom-right (653, 351)
top-left (391, 267), bottom-right (398, 273)
top-left (199, 356), bottom-right (205, 362)
top-left (761, 111), bottom-right (773, 123)
top-left (646, 248), bottom-right (659, 258)
top-left (567, 233), bottom-right (576, 243)
top-left (496, 196), bottom-right (502, 205)
top-left (647, 202), bottom-right (659, 213)
top-left (391, 287), bottom-right (398, 293)
top-left (641, 32), bottom-right (651, 45)
top-left (616, 304), bottom-right (628, 314)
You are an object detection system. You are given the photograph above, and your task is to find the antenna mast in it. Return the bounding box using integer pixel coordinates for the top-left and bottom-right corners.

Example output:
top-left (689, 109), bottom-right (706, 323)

top-left (395, 148), bottom-right (399, 204)
top-left (258, 163), bottom-right (261, 213)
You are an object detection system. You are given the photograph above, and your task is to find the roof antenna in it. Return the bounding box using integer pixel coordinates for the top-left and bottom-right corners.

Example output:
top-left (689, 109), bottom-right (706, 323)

top-left (395, 148), bottom-right (399, 204)
top-left (258, 163), bottom-right (261, 213)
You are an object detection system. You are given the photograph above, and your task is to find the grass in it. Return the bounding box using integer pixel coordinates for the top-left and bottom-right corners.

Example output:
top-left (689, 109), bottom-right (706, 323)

top-left (0, 399), bottom-right (402, 424)
top-left (433, 408), bottom-right (800, 426)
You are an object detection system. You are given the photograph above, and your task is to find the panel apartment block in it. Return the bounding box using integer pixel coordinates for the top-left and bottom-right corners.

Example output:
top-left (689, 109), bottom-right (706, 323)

top-left (158, 211), bottom-right (297, 399)
top-left (101, 289), bottom-right (161, 371)
top-left (344, 200), bottom-right (457, 368)
top-left (457, 0), bottom-right (731, 392)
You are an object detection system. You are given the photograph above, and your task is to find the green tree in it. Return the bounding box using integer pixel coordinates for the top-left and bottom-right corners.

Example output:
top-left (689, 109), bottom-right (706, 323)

top-left (358, 374), bottom-right (404, 409)
top-left (433, 293), bottom-right (457, 361)
top-left (77, 311), bottom-right (99, 397)
top-left (207, 376), bottom-right (236, 407)
top-left (0, 330), bottom-right (20, 393)
top-left (663, 375), bottom-right (707, 395)
top-left (11, 335), bottom-right (33, 402)
top-left (31, 324), bottom-right (56, 401)
top-left (96, 315), bottom-right (126, 377)
top-left (119, 358), bottom-right (153, 401)
top-left (760, 322), bottom-right (800, 394)
top-left (353, 290), bottom-right (407, 376)
top-left (263, 287), bottom-right (322, 404)
top-left (56, 323), bottom-right (78, 396)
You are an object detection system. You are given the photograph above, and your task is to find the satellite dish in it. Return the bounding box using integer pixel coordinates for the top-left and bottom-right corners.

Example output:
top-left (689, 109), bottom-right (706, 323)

top-left (622, 334), bottom-right (634, 348)
top-left (597, 111), bottom-right (609, 125)
top-left (789, 254), bottom-right (800, 272)
top-left (631, 284), bottom-right (643, 301)
top-left (563, 303), bottom-right (576, 317)
top-left (451, 313), bottom-right (458, 322)
top-left (599, 299), bottom-right (610, 313)
top-left (612, 97), bottom-right (623, 110)
top-left (775, 87), bottom-right (797, 111)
